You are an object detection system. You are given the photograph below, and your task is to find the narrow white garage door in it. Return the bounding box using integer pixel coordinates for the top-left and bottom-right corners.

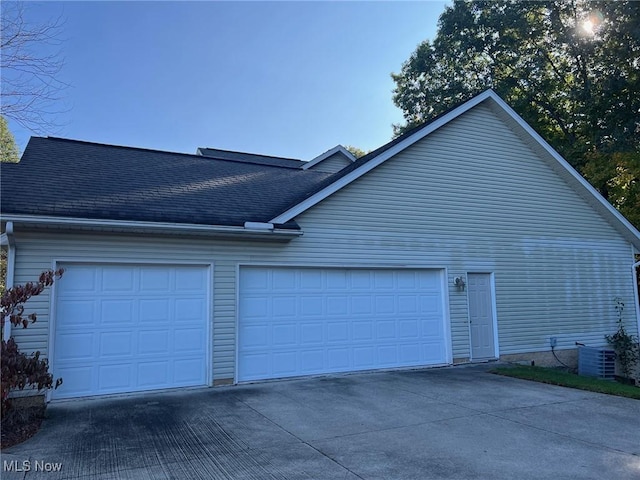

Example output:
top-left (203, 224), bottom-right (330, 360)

top-left (53, 264), bottom-right (209, 399)
top-left (238, 267), bottom-right (448, 382)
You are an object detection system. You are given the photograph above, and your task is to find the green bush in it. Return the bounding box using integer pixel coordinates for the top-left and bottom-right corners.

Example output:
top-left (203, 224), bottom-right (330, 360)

top-left (605, 297), bottom-right (640, 380)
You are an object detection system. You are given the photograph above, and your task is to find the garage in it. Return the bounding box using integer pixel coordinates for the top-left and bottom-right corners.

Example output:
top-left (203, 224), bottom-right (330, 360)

top-left (238, 267), bottom-right (449, 382)
top-left (52, 264), bottom-right (210, 399)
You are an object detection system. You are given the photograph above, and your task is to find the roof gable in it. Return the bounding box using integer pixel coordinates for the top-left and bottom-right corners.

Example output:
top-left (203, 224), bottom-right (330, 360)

top-left (269, 90), bottom-right (640, 249)
top-left (302, 145), bottom-right (356, 172)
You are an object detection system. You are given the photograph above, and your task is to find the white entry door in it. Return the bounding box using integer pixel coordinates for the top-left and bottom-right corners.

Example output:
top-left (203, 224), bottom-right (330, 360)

top-left (53, 264), bottom-right (209, 399)
top-left (468, 273), bottom-right (497, 360)
top-left (238, 267), bottom-right (449, 382)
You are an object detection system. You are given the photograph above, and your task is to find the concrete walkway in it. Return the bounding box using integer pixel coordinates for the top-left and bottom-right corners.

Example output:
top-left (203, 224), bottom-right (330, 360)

top-left (2, 364), bottom-right (639, 479)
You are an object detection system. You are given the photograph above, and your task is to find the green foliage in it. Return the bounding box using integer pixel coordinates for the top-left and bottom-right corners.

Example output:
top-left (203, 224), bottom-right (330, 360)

top-left (0, 269), bottom-right (64, 416)
top-left (492, 366), bottom-right (640, 399)
top-left (345, 145), bottom-right (369, 159)
top-left (1, 116), bottom-right (19, 163)
top-left (605, 297), bottom-right (639, 380)
top-left (392, 0), bottom-right (640, 228)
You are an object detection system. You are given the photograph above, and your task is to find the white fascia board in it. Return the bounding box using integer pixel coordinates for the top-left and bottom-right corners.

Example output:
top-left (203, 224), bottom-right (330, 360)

top-left (487, 93), bottom-right (640, 247)
top-left (302, 145), bottom-right (357, 170)
top-left (244, 222), bottom-right (274, 230)
top-left (1, 214), bottom-right (302, 238)
top-left (271, 90), bottom-right (495, 223)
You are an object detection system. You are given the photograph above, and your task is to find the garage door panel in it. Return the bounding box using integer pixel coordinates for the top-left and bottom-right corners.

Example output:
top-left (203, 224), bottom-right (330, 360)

top-left (174, 328), bottom-right (205, 352)
top-left (103, 268), bottom-right (135, 291)
top-left (273, 352), bottom-right (297, 374)
top-left (53, 264), bottom-right (208, 399)
top-left (139, 299), bottom-right (169, 322)
top-left (175, 267), bottom-right (207, 290)
top-left (375, 295), bottom-right (395, 313)
top-left (62, 267), bottom-right (96, 291)
top-left (173, 359), bottom-right (205, 383)
top-left (56, 333), bottom-right (93, 359)
top-left (272, 269), bottom-right (296, 289)
top-left (100, 331), bottom-right (133, 357)
top-left (57, 300), bottom-right (95, 328)
top-left (238, 267), bottom-right (448, 382)
top-left (301, 323), bottom-right (323, 344)
top-left (139, 331), bottom-right (169, 354)
top-left (272, 297), bottom-right (296, 316)
top-left (325, 270), bottom-right (348, 289)
top-left (138, 362), bottom-right (170, 387)
top-left (243, 296), bottom-right (269, 318)
top-left (272, 324), bottom-right (296, 345)
top-left (300, 270), bottom-right (322, 289)
top-left (353, 322), bottom-right (373, 340)
top-left (175, 298), bottom-right (206, 322)
top-left (101, 300), bottom-right (134, 323)
top-left (140, 268), bottom-right (171, 291)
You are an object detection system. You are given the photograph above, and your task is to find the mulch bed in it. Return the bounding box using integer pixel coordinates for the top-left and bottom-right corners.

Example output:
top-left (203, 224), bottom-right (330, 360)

top-left (1, 396), bottom-right (47, 449)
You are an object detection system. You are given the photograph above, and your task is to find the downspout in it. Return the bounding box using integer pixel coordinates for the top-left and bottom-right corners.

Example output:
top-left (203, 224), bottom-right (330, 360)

top-left (633, 257), bottom-right (640, 341)
top-left (3, 222), bottom-right (15, 341)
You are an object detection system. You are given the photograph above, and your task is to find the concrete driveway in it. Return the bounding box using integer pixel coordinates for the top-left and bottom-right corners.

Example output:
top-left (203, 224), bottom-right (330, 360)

top-left (3, 364), bottom-right (639, 479)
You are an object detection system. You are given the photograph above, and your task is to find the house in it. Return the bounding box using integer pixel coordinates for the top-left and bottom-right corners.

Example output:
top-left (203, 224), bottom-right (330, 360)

top-left (2, 90), bottom-right (639, 400)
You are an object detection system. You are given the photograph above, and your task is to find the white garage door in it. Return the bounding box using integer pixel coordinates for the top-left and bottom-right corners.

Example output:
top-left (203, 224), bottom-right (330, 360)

top-left (53, 264), bottom-right (209, 399)
top-left (238, 267), bottom-right (448, 382)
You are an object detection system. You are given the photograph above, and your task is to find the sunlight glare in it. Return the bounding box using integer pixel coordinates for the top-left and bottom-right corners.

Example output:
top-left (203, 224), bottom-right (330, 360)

top-left (582, 19), bottom-right (595, 35)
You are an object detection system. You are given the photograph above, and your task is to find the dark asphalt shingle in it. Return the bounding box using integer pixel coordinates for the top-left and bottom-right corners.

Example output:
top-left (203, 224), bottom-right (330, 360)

top-left (0, 137), bottom-right (334, 227)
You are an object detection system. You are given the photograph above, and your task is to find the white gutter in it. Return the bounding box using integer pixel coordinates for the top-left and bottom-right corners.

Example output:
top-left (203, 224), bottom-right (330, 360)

top-left (1, 215), bottom-right (302, 238)
top-left (3, 222), bottom-right (15, 341)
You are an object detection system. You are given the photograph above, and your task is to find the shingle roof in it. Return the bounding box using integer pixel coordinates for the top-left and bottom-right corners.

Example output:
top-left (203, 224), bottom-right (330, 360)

top-left (0, 137), bottom-right (333, 227)
top-left (197, 147), bottom-right (305, 169)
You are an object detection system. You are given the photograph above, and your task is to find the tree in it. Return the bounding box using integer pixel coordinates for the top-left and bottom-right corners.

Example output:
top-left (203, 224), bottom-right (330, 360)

top-left (1, 1), bottom-right (67, 135)
top-left (392, 0), bottom-right (640, 228)
top-left (1, 116), bottom-right (20, 163)
top-left (345, 145), bottom-right (369, 159)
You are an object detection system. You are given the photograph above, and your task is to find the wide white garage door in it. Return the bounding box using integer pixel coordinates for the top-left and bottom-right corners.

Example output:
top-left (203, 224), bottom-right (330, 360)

top-left (53, 264), bottom-right (209, 399)
top-left (238, 267), bottom-right (448, 382)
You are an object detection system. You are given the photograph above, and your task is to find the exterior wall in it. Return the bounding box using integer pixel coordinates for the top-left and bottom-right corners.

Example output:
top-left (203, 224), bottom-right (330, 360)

top-left (307, 152), bottom-right (352, 173)
top-left (11, 103), bottom-right (637, 383)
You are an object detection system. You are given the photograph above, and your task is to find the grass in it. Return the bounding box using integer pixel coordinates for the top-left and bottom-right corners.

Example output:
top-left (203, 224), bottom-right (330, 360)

top-left (491, 365), bottom-right (640, 400)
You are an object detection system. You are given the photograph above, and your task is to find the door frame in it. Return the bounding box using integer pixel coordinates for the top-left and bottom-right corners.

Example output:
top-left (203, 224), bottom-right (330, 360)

top-left (466, 271), bottom-right (499, 361)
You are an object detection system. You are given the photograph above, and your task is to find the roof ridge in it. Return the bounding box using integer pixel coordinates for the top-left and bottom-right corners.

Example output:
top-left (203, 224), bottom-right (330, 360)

top-left (198, 147), bottom-right (302, 162)
top-left (41, 137), bottom-right (300, 169)
top-left (44, 136), bottom-right (205, 159)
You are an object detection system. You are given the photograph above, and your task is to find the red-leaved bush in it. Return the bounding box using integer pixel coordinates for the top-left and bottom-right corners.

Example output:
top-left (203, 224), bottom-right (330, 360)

top-left (1, 269), bottom-right (64, 416)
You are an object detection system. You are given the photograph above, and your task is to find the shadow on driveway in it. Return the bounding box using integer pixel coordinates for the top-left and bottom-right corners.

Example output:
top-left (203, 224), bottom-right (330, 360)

top-left (3, 364), bottom-right (640, 479)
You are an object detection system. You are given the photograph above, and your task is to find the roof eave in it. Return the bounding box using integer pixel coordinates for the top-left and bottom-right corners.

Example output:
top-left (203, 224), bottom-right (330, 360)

top-left (1, 214), bottom-right (303, 241)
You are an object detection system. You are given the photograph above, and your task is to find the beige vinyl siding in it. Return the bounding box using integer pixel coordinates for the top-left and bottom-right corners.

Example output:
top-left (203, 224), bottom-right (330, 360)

top-left (11, 102), bottom-right (637, 382)
top-left (307, 152), bottom-right (352, 173)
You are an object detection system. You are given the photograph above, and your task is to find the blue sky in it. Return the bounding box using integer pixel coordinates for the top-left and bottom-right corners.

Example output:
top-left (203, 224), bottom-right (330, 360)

top-left (5, 1), bottom-right (448, 160)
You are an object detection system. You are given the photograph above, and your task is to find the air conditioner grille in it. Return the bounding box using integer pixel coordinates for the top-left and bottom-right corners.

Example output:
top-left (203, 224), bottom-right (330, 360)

top-left (578, 346), bottom-right (615, 380)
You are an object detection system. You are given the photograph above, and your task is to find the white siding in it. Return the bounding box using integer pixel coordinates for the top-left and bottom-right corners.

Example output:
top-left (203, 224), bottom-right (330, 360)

top-left (308, 152), bottom-right (352, 173)
top-left (11, 103), bottom-right (637, 382)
